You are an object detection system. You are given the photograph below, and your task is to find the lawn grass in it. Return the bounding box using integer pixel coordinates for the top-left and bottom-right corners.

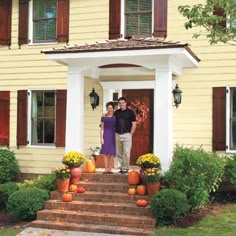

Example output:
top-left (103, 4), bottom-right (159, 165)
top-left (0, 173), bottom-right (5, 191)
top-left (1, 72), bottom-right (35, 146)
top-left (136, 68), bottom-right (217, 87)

top-left (0, 228), bottom-right (21, 236)
top-left (150, 203), bottom-right (236, 236)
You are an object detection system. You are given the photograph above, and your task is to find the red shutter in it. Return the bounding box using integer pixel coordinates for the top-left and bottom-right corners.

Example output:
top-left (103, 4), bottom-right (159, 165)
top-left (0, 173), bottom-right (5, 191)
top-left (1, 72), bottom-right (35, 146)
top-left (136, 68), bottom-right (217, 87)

top-left (109, 0), bottom-right (121, 39)
top-left (0, 0), bottom-right (12, 46)
top-left (153, 0), bottom-right (167, 38)
top-left (0, 91), bottom-right (10, 146)
top-left (213, 87), bottom-right (226, 151)
top-left (18, 0), bottom-right (29, 46)
top-left (17, 90), bottom-right (28, 146)
top-left (57, 0), bottom-right (69, 43)
top-left (213, 7), bottom-right (226, 31)
top-left (55, 90), bottom-right (67, 147)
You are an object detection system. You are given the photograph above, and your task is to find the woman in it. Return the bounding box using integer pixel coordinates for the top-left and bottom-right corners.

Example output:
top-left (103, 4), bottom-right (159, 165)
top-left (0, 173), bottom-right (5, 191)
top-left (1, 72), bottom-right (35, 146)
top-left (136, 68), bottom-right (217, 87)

top-left (100, 101), bottom-right (116, 174)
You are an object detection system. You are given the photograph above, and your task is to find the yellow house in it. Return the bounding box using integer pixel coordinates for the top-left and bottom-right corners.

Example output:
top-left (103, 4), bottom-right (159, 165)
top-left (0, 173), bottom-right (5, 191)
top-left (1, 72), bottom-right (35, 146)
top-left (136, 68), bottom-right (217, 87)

top-left (0, 0), bottom-right (234, 175)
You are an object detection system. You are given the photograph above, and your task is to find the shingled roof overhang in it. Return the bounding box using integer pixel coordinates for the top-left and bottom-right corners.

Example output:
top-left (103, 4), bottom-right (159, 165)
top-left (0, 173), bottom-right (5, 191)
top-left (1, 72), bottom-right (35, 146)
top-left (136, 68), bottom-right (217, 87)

top-left (42, 38), bottom-right (200, 74)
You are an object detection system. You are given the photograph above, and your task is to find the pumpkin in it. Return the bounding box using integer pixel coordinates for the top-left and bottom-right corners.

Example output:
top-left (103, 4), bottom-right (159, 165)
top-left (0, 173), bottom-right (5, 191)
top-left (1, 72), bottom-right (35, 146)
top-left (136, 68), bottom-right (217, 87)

top-left (85, 158), bottom-right (96, 173)
top-left (69, 184), bottom-right (78, 192)
top-left (128, 170), bottom-right (140, 185)
top-left (136, 185), bottom-right (146, 195)
top-left (128, 187), bottom-right (136, 195)
top-left (77, 187), bottom-right (85, 193)
top-left (136, 199), bottom-right (148, 207)
top-left (62, 193), bottom-right (73, 202)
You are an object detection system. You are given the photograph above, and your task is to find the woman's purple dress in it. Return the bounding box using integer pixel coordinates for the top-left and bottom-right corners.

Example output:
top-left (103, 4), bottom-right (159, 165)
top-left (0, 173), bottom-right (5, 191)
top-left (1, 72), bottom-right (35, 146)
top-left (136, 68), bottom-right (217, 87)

top-left (100, 116), bottom-right (116, 156)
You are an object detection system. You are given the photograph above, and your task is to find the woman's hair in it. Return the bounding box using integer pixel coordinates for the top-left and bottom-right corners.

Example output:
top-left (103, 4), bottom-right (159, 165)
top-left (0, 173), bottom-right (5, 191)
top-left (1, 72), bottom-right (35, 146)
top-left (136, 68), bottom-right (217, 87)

top-left (106, 101), bottom-right (115, 109)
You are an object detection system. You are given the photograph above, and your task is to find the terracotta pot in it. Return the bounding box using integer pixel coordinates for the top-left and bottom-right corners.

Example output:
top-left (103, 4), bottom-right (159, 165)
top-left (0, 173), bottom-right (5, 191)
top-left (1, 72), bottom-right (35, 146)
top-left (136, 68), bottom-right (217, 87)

top-left (56, 178), bottom-right (70, 193)
top-left (70, 166), bottom-right (82, 184)
top-left (139, 168), bottom-right (147, 184)
top-left (146, 182), bottom-right (161, 196)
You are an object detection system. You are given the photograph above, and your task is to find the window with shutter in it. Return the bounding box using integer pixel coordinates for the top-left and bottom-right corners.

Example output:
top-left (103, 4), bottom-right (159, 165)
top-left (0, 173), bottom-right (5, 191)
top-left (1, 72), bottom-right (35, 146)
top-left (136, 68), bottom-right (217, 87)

top-left (0, 0), bottom-right (12, 46)
top-left (0, 91), bottom-right (10, 146)
top-left (19, 0), bottom-right (69, 45)
top-left (109, 0), bottom-right (167, 39)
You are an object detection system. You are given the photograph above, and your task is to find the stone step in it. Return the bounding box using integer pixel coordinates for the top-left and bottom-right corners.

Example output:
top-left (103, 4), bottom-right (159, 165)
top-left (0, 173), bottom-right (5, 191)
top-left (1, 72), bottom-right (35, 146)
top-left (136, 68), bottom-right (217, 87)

top-left (36, 209), bottom-right (156, 229)
top-left (30, 220), bottom-right (154, 236)
top-left (51, 191), bottom-right (150, 203)
top-left (78, 181), bottom-right (130, 193)
top-left (45, 199), bottom-right (153, 216)
top-left (81, 172), bottom-right (130, 183)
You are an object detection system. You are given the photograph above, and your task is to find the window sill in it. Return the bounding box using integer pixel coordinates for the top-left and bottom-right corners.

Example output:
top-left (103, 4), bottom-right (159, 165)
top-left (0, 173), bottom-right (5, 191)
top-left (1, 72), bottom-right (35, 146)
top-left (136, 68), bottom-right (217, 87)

top-left (28, 42), bottom-right (59, 46)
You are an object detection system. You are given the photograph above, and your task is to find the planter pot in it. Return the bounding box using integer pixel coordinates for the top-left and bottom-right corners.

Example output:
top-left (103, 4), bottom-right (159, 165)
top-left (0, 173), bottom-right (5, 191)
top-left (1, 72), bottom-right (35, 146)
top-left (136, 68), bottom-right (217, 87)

top-left (146, 182), bottom-right (161, 196)
top-left (56, 178), bottom-right (70, 193)
top-left (70, 166), bottom-right (82, 184)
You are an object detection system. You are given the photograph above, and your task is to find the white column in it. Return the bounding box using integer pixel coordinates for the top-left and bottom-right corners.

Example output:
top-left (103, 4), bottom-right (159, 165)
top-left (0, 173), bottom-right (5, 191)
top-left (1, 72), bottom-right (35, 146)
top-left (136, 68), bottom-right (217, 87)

top-left (65, 65), bottom-right (84, 153)
top-left (153, 67), bottom-right (173, 172)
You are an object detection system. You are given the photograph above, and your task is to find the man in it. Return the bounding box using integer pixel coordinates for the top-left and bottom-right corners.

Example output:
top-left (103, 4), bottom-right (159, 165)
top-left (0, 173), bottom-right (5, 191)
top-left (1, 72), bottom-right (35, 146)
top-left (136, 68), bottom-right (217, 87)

top-left (114, 97), bottom-right (136, 174)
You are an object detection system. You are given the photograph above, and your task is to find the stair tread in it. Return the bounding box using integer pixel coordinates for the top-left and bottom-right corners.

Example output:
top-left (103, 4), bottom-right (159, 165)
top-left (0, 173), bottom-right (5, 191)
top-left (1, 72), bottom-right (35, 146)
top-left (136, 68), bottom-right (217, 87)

top-left (31, 220), bottom-right (154, 235)
top-left (39, 208), bottom-right (155, 220)
top-left (79, 181), bottom-right (128, 186)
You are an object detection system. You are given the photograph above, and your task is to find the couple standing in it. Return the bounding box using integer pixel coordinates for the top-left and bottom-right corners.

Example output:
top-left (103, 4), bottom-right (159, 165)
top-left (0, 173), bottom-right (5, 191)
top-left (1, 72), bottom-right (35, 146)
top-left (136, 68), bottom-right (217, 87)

top-left (100, 97), bottom-right (137, 174)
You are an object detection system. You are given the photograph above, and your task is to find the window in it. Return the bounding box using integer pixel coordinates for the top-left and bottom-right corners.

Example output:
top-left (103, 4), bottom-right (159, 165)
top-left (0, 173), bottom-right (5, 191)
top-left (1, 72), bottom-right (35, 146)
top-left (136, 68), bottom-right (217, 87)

top-left (109, 0), bottom-right (167, 40)
top-left (31, 91), bottom-right (55, 145)
top-left (125, 0), bottom-right (152, 37)
top-left (228, 88), bottom-right (236, 150)
top-left (32, 0), bottom-right (57, 43)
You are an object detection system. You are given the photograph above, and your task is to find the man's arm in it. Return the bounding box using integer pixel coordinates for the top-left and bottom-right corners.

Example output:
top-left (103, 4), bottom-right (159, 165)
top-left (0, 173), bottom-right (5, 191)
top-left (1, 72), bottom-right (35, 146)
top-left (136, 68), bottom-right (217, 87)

top-left (130, 121), bottom-right (136, 136)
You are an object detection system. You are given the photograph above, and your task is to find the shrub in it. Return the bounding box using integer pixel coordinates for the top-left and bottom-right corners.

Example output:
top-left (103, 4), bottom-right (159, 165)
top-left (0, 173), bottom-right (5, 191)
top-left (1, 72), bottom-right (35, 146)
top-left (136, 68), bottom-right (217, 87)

top-left (7, 187), bottom-right (49, 221)
top-left (0, 182), bottom-right (19, 210)
top-left (164, 145), bottom-right (225, 209)
top-left (150, 189), bottom-right (190, 225)
top-left (18, 173), bottom-right (57, 192)
top-left (223, 155), bottom-right (236, 186)
top-left (0, 149), bottom-right (21, 183)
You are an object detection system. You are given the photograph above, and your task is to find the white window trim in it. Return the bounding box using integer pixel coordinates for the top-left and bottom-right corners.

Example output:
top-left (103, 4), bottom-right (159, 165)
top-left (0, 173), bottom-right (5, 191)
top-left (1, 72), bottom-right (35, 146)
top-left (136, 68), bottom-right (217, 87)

top-left (27, 89), bottom-right (56, 148)
top-left (28, 0), bottom-right (57, 45)
top-left (120, 0), bottom-right (154, 39)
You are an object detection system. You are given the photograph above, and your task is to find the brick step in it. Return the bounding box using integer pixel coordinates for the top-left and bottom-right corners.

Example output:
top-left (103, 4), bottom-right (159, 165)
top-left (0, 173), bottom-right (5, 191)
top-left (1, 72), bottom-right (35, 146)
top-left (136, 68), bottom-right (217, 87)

top-left (78, 181), bottom-right (130, 193)
top-left (45, 199), bottom-right (153, 216)
top-left (51, 191), bottom-right (150, 203)
top-left (81, 172), bottom-right (130, 183)
top-left (36, 209), bottom-right (156, 229)
top-left (30, 220), bottom-right (153, 236)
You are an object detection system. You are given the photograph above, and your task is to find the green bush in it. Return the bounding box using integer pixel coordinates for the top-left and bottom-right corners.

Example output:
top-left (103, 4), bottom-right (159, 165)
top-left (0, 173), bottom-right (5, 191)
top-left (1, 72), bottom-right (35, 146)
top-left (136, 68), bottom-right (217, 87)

top-left (18, 173), bottom-right (57, 192)
top-left (0, 149), bottom-right (21, 183)
top-left (150, 189), bottom-right (190, 225)
top-left (7, 188), bottom-right (49, 221)
top-left (223, 155), bottom-right (236, 186)
top-left (164, 146), bottom-right (225, 209)
top-left (0, 182), bottom-right (19, 210)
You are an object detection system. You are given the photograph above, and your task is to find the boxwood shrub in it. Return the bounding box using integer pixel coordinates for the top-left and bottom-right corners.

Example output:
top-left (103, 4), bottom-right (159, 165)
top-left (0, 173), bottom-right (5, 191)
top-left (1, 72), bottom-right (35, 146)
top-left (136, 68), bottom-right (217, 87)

top-left (7, 187), bottom-right (49, 221)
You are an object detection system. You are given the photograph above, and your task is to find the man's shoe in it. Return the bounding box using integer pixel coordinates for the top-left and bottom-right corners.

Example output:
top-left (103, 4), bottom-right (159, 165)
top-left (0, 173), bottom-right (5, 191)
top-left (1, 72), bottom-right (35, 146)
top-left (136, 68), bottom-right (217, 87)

top-left (118, 170), bottom-right (124, 174)
top-left (122, 170), bottom-right (129, 175)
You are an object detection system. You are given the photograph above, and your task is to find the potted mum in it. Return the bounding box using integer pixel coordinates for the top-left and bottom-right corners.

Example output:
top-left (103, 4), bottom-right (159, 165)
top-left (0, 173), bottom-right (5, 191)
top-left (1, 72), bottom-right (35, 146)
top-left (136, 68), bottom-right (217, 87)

top-left (144, 167), bottom-right (161, 196)
top-left (62, 151), bottom-right (86, 184)
top-left (136, 153), bottom-right (161, 183)
top-left (53, 166), bottom-right (70, 193)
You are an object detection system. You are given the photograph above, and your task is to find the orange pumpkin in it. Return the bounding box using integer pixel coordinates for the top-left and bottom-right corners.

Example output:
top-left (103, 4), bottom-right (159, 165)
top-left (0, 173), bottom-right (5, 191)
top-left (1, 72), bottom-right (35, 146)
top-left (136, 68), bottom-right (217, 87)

top-left (136, 199), bottom-right (148, 207)
top-left (69, 184), bottom-right (78, 192)
top-left (85, 158), bottom-right (96, 173)
top-left (136, 185), bottom-right (146, 195)
top-left (128, 187), bottom-right (136, 195)
top-left (62, 193), bottom-right (73, 202)
top-left (128, 170), bottom-right (140, 185)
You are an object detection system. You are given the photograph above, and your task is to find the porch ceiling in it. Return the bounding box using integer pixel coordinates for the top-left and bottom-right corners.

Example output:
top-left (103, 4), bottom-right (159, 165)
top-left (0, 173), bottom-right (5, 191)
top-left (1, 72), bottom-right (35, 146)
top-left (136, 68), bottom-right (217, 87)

top-left (42, 38), bottom-right (200, 76)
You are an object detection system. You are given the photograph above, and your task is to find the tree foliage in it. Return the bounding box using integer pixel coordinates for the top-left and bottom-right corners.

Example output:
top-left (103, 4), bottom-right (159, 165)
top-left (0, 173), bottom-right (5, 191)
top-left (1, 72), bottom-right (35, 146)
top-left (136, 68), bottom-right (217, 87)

top-left (178, 0), bottom-right (236, 44)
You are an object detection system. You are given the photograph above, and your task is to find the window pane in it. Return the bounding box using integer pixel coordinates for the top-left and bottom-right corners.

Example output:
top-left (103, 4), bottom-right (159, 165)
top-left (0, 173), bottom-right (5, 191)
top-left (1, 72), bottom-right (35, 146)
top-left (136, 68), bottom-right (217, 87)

top-left (139, 0), bottom-right (151, 11)
top-left (31, 91), bottom-right (55, 145)
top-left (139, 14), bottom-right (152, 35)
top-left (33, 0), bottom-right (56, 42)
top-left (230, 88), bottom-right (236, 149)
top-left (126, 15), bottom-right (138, 35)
top-left (126, 0), bottom-right (137, 12)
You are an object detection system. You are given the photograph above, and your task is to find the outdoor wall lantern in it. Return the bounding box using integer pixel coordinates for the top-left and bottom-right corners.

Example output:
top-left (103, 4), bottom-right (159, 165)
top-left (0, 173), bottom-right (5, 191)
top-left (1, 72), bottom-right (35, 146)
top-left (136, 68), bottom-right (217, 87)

top-left (89, 88), bottom-right (99, 110)
top-left (172, 84), bottom-right (182, 108)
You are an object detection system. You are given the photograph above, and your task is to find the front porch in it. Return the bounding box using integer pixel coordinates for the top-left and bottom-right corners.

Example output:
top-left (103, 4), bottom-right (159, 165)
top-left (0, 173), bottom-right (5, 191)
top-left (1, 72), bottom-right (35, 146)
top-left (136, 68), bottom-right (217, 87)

top-left (42, 38), bottom-right (200, 171)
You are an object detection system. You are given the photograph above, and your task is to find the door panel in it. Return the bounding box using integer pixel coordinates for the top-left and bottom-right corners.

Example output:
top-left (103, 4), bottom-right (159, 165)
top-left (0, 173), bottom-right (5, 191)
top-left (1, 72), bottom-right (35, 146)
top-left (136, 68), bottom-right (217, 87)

top-left (122, 89), bottom-right (154, 165)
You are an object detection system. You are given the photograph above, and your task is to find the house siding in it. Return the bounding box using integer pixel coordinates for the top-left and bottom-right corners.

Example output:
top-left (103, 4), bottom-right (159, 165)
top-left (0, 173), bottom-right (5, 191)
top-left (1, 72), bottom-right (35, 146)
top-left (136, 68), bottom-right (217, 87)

top-left (0, 0), bottom-right (235, 174)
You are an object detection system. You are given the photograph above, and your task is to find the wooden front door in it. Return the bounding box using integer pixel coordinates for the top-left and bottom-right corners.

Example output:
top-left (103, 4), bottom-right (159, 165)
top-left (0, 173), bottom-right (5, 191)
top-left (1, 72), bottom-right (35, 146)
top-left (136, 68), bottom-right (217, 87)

top-left (122, 89), bottom-right (154, 165)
